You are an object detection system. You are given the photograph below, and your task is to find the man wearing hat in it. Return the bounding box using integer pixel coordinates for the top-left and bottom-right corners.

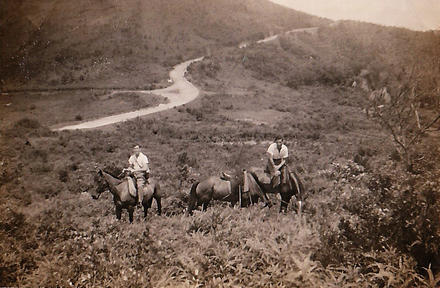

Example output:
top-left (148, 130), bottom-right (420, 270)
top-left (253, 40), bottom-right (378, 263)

top-left (127, 145), bottom-right (150, 206)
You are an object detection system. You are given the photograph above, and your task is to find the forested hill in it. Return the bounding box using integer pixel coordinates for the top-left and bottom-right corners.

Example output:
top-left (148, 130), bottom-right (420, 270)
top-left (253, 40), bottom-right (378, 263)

top-left (219, 20), bottom-right (440, 106)
top-left (0, 0), bottom-right (329, 90)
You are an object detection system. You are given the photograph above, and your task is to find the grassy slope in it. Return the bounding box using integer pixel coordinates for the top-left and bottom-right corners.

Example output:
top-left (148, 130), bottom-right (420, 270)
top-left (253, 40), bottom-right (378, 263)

top-left (187, 20), bottom-right (440, 278)
top-left (1, 2), bottom-right (440, 288)
top-left (4, 79), bottom-right (438, 286)
top-left (0, 0), bottom-right (329, 90)
top-left (0, 91), bottom-right (167, 128)
top-left (0, 88), bottom-right (387, 287)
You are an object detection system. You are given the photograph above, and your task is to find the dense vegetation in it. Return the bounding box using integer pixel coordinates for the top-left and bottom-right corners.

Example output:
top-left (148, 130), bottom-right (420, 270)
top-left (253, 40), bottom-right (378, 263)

top-left (1, 1), bottom-right (440, 287)
top-left (1, 0), bottom-right (328, 91)
top-left (190, 17), bottom-right (440, 274)
top-left (2, 83), bottom-right (439, 287)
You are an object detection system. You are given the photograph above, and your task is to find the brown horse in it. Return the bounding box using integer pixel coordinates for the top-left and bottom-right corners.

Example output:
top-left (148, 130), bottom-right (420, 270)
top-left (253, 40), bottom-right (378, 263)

top-left (187, 171), bottom-right (270, 215)
top-left (249, 166), bottom-right (304, 213)
top-left (92, 169), bottom-right (161, 223)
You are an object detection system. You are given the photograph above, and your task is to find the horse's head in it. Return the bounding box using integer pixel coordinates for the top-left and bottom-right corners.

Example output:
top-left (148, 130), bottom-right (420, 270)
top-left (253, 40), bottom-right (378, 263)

top-left (91, 168), bottom-right (108, 199)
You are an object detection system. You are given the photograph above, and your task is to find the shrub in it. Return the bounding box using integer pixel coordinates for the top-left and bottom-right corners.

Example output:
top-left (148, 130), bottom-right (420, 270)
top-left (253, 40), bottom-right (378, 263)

top-left (35, 184), bottom-right (57, 199)
top-left (186, 107), bottom-right (204, 121)
top-left (29, 163), bottom-right (52, 174)
top-left (58, 169), bottom-right (69, 183)
top-left (4, 118), bottom-right (52, 138)
top-left (337, 170), bottom-right (440, 272)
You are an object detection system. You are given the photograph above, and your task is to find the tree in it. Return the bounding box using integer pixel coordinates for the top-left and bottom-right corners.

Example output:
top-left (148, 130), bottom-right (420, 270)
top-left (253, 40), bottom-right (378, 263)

top-left (371, 66), bottom-right (440, 172)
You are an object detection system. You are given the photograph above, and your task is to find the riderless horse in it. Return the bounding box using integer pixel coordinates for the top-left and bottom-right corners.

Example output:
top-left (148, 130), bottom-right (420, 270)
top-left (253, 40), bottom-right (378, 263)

top-left (187, 170), bottom-right (271, 215)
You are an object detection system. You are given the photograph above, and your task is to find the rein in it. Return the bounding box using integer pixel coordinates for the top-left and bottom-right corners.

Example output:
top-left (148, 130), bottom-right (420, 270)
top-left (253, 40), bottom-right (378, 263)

top-left (100, 171), bottom-right (124, 197)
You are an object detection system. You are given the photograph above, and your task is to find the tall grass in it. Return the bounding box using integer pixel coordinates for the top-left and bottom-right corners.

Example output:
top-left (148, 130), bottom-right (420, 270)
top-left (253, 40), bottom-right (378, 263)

top-left (1, 54), bottom-right (439, 286)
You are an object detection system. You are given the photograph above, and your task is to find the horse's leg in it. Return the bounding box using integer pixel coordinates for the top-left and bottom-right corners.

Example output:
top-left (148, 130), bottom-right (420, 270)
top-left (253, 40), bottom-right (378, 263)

top-left (202, 201), bottom-right (210, 211)
top-left (115, 206), bottom-right (122, 220)
top-left (279, 193), bottom-right (291, 213)
top-left (187, 182), bottom-right (199, 216)
top-left (144, 197), bottom-right (153, 218)
top-left (279, 189), bottom-right (287, 213)
top-left (188, 198), bottom-right (195, 215)
top-left (155, 195), bottom-right (162, 216)
top-left (252, 195), bottom-right (261, 206)
top-left (128, 207), bottom-right (134, 223)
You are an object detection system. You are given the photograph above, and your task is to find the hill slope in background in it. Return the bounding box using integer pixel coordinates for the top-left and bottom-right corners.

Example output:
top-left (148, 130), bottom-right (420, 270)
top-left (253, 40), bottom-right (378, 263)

top-left (1, 1), bottom-right (440, 287)
top-left (240, 21), bottom-right (440, 92)
top-left (0, 0), bottom-right (329, 90)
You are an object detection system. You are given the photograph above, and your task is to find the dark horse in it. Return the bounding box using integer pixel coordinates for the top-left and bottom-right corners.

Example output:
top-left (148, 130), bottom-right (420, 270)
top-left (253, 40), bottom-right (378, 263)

top-left (250, 166), bottom-right (304, 213)
top-left (187, 171), bottom-right (270, 215)
top-left (92, 169), bottom-right (161, 223)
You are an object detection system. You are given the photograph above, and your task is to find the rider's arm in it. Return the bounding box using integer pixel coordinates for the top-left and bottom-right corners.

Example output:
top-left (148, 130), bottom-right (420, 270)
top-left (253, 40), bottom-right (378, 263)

top-left (267, 152), bottom-right (284, 171)
top-left (277, 146), bottom-right (288, 169)
top-left (143, 163), bottom-right (150, 173)
top-left (267, 151), bottom-right (276, 169)
top-left (268, 154), bottom-right (288, 171)
top-left (278, 157), bottom-right (288, 169)
top-left (141, 154), bottom-right (150, 173)
top-left (126, 156), bottom-right (136, 172)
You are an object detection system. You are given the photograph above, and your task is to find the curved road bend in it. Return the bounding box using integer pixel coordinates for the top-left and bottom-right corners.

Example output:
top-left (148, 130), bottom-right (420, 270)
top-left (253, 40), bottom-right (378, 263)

top-left (54, 26), bottom-right (318, 131)
top-left (54, 57), bottom-right (203, 131)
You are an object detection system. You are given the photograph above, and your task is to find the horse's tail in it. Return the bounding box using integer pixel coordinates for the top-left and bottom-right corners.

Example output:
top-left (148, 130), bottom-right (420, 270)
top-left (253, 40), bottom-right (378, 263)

top-left (247, 170), bottom-right (272, 207)
top-left (246, 172), bottom-right (270, 206)
top-left (187, 181), bottom-right (199, 215)
top-left (289, 169), bottom-right (304, 201)
top-left (153, 181), bottom-right (162, 216)
top-left (248, 170), bottom-right (262, 188)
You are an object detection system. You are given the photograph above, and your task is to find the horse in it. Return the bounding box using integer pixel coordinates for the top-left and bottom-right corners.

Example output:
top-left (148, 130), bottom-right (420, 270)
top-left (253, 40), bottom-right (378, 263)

top-left (249, 166), bottom-right (304, 213)
top-left (187, 171), bottom-right (270, 215)
top-left (92, 168), bottom-right (161, 223)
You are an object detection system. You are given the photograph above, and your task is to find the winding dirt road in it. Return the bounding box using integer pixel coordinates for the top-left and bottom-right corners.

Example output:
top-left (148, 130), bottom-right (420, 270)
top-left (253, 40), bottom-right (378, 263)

top-left (55, 26), bottom-right (318, 131)
top-left (55, 57), bottom-right (203, 131)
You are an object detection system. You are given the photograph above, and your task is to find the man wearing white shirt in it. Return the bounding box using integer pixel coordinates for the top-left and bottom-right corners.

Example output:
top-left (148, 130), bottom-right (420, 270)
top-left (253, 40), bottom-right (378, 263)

top-left (128, 145), bottom-right (150, 206)
top-left (266, 136), bottom-right (288, 188)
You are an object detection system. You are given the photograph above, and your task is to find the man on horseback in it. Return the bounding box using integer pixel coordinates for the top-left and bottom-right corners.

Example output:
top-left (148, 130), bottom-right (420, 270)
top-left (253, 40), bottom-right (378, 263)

top-left (266, 136), bottom-right (289, 188)
top-left (127, 145), bottom-right (150, 206)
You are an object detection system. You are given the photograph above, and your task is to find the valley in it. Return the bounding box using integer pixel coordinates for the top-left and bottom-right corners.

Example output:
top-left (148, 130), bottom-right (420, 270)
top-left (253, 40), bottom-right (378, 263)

top-left (1, 1), bottom-right (440, 287)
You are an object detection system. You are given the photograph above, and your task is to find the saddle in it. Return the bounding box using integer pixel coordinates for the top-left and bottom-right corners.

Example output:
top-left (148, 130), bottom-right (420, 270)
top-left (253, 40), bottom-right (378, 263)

top-left (126, 176), bottom-right (137, 198)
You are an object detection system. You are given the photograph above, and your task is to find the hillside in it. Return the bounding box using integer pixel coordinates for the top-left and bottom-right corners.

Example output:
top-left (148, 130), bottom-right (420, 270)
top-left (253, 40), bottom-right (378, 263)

top-left (1, 1), bottom-right (440, 287)
top-left (227, 21), bottom-right (440, 90)
top-left (187, 18), bottom-right (440, 278)
top-left (0, 0), bottom-right (329, 91)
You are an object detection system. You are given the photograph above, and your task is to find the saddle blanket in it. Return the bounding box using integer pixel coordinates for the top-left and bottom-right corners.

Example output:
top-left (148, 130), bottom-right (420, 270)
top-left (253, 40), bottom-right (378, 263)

top-left (126, 177), bottom-right (137, 197)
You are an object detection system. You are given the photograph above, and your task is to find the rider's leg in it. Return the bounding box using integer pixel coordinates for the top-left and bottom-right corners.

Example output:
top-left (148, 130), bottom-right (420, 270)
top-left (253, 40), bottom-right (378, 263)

top-left (134, 172), bottom-right (145, 205)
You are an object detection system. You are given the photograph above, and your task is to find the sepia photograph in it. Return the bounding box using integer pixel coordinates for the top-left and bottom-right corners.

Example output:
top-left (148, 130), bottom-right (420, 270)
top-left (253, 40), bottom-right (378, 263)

top-left (1, 0), bottom-right (440, 286)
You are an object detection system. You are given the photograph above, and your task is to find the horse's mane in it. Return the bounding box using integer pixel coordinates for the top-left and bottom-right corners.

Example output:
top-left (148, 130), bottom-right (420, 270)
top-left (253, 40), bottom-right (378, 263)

top-left (102, 165), bottom-right (123, 179)
top-left (102, 170), bottom-right (119, 179)
top-left (98, 168), bottom-right (125, 188)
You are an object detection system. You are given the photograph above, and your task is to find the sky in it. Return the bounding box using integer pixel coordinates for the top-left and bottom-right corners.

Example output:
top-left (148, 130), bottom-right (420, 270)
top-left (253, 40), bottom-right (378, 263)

top-left (269, 0), bottom-right (440, 31)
